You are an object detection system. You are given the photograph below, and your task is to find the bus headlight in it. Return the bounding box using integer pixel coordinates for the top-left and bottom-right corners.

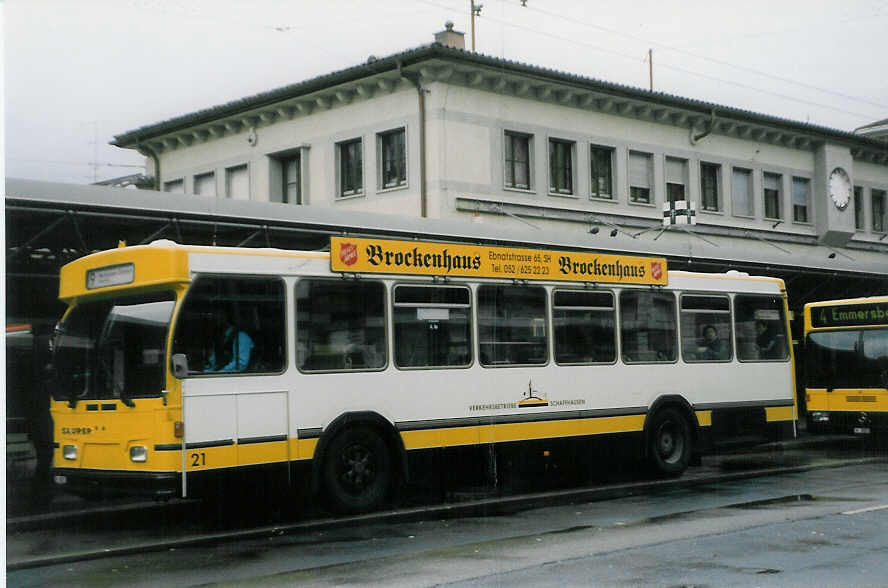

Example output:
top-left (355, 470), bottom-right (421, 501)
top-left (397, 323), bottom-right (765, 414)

top-left (63, 445), bottom-right (78, 460)
top-left (810, 411), bottom-right (830, 423)
top-left (130, 446), bottom-right (148, 463)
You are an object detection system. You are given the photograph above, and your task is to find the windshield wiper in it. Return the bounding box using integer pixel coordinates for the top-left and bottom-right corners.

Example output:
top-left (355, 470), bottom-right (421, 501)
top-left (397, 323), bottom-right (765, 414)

top-left (100, 356), bottom-right (135, 408)
top-left (117, 381), bottom-right (135, 408)
top-left (67, 367), bottom-right (84, 408)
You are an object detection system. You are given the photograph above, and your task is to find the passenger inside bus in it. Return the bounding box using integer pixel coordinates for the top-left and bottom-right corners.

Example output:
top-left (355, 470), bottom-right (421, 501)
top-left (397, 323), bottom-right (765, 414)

top-left (204, 307), bottom-right (254, 372)
top-left (697, 324), bottom-right (729, 360)
top-left (755, 320), bottom-right (781, 359)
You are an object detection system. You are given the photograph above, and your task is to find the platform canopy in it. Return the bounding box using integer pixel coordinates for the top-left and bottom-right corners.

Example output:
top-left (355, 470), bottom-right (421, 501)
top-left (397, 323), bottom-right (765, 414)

top-left (5, 178), bottom-right (887, 323)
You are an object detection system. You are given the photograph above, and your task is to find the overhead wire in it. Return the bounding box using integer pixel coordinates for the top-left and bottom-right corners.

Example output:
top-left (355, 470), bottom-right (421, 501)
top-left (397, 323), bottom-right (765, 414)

top-left (498, 0), bottom-right (888, 111)
top-left (415, 0), bottom-right (883, 123)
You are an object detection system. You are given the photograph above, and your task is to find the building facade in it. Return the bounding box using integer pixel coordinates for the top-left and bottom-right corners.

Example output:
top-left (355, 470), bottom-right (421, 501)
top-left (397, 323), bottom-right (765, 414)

top-left (112, 26), bottom-right (888, 285)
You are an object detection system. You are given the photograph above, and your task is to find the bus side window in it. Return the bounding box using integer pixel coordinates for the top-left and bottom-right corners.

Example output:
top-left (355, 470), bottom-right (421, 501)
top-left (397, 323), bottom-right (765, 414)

top-left (296, 279), bottom-right (387, 372)
top-left (393, 285), bottom-right (471, 369)
top-left (734, 295), bottom-right (788, 361)
top-left (172, 276), bottom-right (286, 375)
top-left (477, 285), bottom-right (548, 367)
top-left (679, 294), bottom-right (732, 363)
top-left (620, 290), bottom-right (677, 363)
top-left (553, 289), bottom-right (616, 365)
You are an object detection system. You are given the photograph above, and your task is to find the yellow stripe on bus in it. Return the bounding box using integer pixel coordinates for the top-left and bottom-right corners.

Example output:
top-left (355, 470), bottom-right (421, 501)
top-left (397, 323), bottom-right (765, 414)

top-left (765, 405), bottom-right (795, 422)
top-left (237, 441), bottom-right (289, 465)
top-left (293, 438), bottom-right (319, 461)
top-left (400, 415), bottom-right (647, 450)
top-left (57, 405), bottom-right (795, 474)
top-left (695, 411), bottom-right (712, 427)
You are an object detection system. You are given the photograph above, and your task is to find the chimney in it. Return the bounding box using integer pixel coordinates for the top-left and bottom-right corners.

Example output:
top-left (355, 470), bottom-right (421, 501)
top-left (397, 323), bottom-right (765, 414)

top-left (434, 21), bottom-right (465, 50)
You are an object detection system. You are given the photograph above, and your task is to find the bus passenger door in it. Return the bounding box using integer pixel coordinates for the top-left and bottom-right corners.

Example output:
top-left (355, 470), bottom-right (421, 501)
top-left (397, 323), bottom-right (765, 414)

top-left (180, 377), bottom-right (237, 497)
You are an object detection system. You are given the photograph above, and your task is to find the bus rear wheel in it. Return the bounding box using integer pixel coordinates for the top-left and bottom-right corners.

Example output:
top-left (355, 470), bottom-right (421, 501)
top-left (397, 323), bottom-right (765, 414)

top-left (647, 408), bottom-right (691, 477)
top-left (322, 426), bottom-right (392, 514)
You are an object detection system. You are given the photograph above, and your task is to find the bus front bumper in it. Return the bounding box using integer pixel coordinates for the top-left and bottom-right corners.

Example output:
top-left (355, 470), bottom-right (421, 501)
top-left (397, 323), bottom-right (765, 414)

top-left (52, 467), bottom-right (179, 499)
top-left (808, 411), bottom-right (888, 434)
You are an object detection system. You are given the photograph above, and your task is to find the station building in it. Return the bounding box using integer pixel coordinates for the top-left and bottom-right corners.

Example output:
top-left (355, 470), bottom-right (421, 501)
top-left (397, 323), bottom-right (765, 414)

top-left (9, 25), bottom-right (888, 322)
top-left (108, 24), bottom-right (887, 297)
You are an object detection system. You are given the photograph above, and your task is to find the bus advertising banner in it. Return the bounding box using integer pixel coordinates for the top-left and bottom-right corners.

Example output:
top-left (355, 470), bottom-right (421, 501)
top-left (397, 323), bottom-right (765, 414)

top-left (330, 237), bottom-right (668, 286)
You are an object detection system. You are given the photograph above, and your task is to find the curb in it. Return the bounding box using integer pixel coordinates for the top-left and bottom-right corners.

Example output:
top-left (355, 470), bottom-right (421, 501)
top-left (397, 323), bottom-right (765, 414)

top-left (8, 453), bottom-right (885, 571)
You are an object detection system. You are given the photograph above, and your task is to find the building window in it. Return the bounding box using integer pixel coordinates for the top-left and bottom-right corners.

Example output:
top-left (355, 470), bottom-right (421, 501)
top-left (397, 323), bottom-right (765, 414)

top-left (854, 186), bottom-right (864, 230)
top-left (504, 131), bottom-right (531, 190)
top-left (378, 128), bottom-right (406, 190)
top-left (337, 138), bottom-right (363, 198)
top-left (283, 154), bottom-right (302, 204)
top-left (628, 151), bottom-right (652, 204)
top-left (700, 162), bottom-right (720, 212)
top-left (194, 172), bottom-right (216, 197)
top-left (792, 177), bottom-right (810, 223)
top-left (163, 179), bottom-right (184, 193)
top-left (589, 145), bottom-right (613, 199)
top-left (763, 172), bottom-right (782, 220)
top-left (225, 164), bottom-right (249, 200)
top-left (549, 138), bottom-right (574, 195)
top-left (732, 167), bottom-right (753, 217)
top-left (665, 157), bottom-right (688, 203)
top-left (873, 189), bottom-right (886, 233)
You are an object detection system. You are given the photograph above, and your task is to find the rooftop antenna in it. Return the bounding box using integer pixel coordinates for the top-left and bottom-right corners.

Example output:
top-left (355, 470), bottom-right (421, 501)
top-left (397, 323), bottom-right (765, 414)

top-left (471, 1), bottom-right (483, 51)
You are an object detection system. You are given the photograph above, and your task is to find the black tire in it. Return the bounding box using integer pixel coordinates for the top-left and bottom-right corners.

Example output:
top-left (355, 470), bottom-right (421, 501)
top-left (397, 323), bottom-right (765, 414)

top-left (322, 426), bottom-right (392, 514)
top-left (647, 408), bottom-right (692, 477)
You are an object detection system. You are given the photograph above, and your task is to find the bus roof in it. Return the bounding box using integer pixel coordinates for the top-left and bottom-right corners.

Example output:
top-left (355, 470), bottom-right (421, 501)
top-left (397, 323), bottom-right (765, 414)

top-left (805, 295), bottom-right (888, 308)
top-left (60, 239), bottom-right (789, 301)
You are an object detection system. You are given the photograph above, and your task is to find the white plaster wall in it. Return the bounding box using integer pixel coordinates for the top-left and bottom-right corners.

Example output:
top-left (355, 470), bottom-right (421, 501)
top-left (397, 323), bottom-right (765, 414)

top-left (421, 83), bottom-right (840, 238)
top-left (854, 159), bottom-right (888, 187)
top-left (159, 85), bottom-right (422, 215)
top-left (153, 76), bottom-right (887, 245)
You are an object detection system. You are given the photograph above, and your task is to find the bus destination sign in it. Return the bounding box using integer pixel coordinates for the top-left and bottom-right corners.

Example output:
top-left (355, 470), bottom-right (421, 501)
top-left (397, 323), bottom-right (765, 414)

top-left (86, 263), bottom-right (135, 290)
top-left (330, 237), bottom-right (668, 286)
top-left (811, 301), bottom-right (888, 328)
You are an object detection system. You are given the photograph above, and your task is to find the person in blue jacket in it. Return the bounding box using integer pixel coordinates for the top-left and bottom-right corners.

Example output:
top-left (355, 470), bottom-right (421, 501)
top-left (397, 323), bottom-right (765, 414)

top-left (205, 308), bottom-right (254, 372)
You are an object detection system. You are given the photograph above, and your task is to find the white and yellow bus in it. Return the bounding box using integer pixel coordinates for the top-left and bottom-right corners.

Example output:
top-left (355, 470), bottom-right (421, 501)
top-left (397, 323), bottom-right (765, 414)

top-left (51, 237), bottom-right (796, 512)
top-left (804, 296), bottom-right (888, 435)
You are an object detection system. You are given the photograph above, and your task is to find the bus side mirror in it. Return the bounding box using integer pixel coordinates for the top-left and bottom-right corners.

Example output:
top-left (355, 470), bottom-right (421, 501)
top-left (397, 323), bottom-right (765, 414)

top-left (171, 354), bottom-right (190, 379)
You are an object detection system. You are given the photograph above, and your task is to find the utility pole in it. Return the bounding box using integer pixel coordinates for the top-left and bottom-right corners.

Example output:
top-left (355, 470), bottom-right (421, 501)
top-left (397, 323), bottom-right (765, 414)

top-left (471, 1), bottom-right (483, 52)
top-left (648, 49), bottom-right (653, 92)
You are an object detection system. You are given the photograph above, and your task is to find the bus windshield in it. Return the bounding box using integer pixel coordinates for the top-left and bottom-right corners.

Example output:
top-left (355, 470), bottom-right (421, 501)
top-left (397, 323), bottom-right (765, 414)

top-left (805, 328), bottom-right (888, 389)
top-left (53, 292), bottom-right (176, 403)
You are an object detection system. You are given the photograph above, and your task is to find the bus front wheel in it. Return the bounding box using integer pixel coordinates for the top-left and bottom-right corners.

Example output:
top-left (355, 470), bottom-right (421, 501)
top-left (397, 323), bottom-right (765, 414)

top-left (647, 408), bottom-right (691, 477)
top-left (322, 425), bottom-right (392, 514)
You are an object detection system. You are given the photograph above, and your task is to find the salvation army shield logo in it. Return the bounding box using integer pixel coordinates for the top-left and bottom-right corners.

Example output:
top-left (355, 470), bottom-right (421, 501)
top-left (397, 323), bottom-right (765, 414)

top-left (339, 242), bottom-right (358, 266)
top-left (650, 261), bottom-right (663, 281)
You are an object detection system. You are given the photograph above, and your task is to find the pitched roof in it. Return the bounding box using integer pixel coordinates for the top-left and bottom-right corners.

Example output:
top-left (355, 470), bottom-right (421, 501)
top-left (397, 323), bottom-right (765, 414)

top-left (113, 43), bottom-right (888, 152)
top-left (855, 117), bottom-right (888, 131)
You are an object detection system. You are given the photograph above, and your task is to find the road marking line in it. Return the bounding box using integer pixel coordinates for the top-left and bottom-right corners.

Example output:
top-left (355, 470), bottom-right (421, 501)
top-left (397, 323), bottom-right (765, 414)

top-left (841, 504), bottom-right (888, 515)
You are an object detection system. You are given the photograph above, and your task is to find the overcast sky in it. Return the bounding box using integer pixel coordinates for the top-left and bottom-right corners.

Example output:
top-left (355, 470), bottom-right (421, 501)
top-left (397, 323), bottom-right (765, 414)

top-left (4, 0), bottom-right (887, 185)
